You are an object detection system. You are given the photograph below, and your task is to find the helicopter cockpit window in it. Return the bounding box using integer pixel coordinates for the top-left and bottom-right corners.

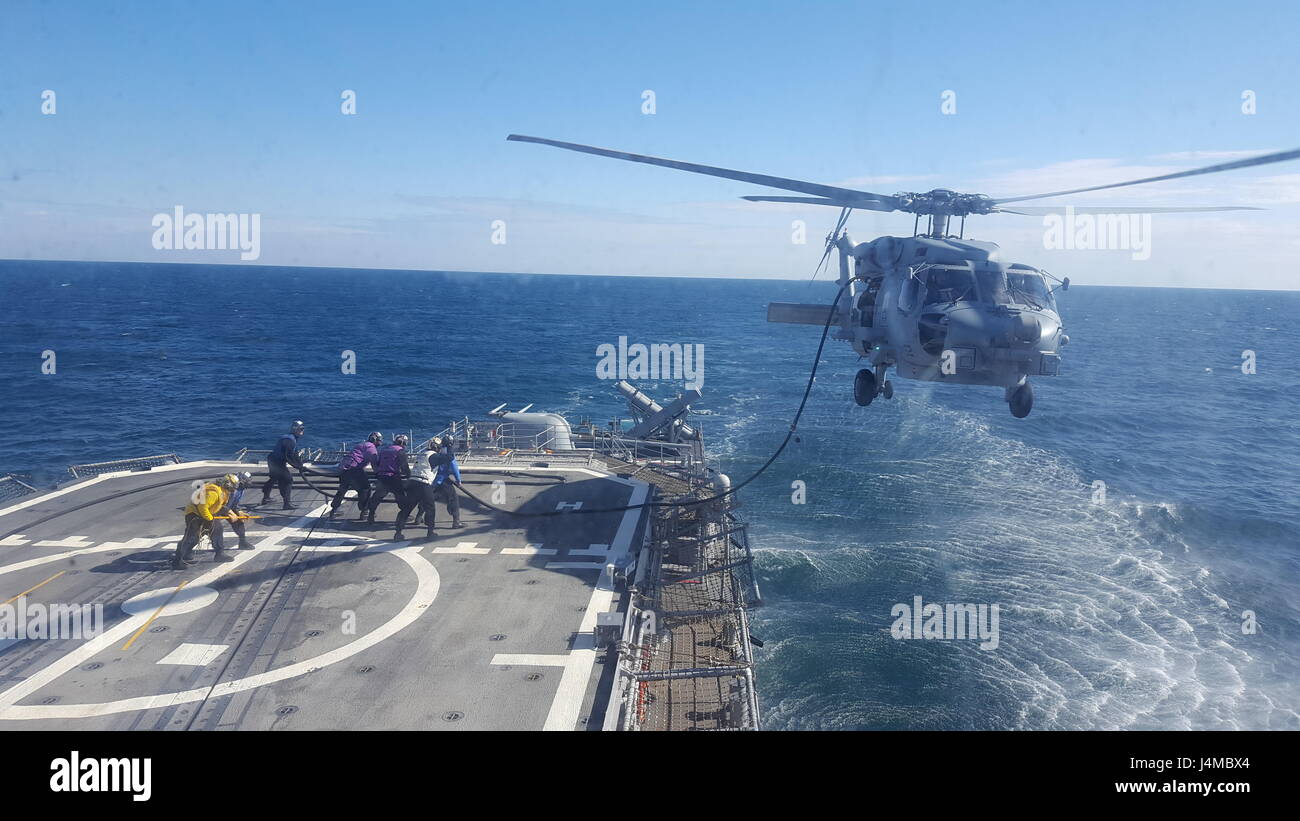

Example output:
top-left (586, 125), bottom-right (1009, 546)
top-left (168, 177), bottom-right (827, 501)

top-left (1007, 271), bottom-right (1055, 309)
top-left (975, 269), bottom-right (1012, 305)
top-left (924, 267), bottom-right (974, 305)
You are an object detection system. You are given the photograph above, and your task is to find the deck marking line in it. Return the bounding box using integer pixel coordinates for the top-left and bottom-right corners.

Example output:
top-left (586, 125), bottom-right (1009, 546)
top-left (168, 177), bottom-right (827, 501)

top-left (2, 570), bottom-right (67, 606)
top-left (567, 542), bottom-right (612, 556)
top-left (500, 543), bottom-right (557, 556)
top-left (123, 581), bottom-right (189, 650)
top-left (431, 542), bottom-right (489, 555)
top-left (542, 481), bottom-right (647, 731)
top-left (490, 653), bottom-right (570, 667)
top-left (0, 507), bottom-right (329, 712)
top-left (0, 538), bottom-right (168, 579)
top-left (34, 536), bottom-right (93, 548)
top-left (0, 511), bottom-right (442, 720)
top-left (157, 643), bottom-right (229, 667)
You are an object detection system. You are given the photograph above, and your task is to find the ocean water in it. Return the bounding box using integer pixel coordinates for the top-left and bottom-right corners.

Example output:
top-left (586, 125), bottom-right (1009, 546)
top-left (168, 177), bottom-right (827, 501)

top-left (1, 259), bottom-right (1297, 730)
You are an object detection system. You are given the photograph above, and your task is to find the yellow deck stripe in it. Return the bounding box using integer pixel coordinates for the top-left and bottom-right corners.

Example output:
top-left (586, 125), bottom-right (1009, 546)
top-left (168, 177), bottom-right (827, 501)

top-left (122, 581), bottom-right (189, 650)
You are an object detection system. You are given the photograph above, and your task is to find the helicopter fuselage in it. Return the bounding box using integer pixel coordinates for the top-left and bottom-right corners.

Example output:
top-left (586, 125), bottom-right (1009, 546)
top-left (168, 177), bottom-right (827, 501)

top-left (768, 232), bottom-right (1067, 414)
top-left (843, 234), bottom-right (1066, 389)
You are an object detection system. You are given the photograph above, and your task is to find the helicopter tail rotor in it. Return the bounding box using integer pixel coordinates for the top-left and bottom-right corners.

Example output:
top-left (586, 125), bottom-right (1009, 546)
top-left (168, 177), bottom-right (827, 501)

top-left (810, 206), bottom-right (853, 283)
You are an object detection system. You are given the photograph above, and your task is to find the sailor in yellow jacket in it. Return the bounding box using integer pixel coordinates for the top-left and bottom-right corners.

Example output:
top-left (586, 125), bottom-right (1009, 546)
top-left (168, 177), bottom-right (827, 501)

top-left (171, 474), bottom-right (241, 570)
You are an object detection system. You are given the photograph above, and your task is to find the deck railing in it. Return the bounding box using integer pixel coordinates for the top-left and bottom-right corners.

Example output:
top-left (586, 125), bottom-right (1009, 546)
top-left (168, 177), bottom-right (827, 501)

top-left (67, 453), bottom-right (183, 480)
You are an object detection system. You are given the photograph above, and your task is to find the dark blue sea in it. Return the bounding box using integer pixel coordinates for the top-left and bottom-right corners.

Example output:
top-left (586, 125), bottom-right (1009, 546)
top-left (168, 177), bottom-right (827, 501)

top-left (1, 259), bottom-right (1296, 730)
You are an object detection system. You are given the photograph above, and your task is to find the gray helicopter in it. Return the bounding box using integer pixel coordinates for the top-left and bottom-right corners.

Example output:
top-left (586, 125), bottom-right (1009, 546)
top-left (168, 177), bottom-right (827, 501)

top-left (509, 134), bottom-right (1300, 417)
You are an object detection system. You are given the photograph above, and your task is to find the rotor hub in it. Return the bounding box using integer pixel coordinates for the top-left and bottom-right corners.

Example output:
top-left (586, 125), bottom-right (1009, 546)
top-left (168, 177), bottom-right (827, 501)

top-left (894, 189), bottom-right (998, 217)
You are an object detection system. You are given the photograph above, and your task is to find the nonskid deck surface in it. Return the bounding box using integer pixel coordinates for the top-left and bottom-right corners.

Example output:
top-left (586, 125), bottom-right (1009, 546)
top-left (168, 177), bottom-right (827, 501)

top-left (0, 462), bottom-right (648, 730)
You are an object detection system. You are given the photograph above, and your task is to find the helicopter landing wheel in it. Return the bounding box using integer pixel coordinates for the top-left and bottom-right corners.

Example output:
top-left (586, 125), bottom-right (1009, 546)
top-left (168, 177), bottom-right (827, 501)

top-left (881, 380), bottom-right (894, 400)
top-left (853, 368), bottom-right (876, 406)
top-left (1008, 381), bottom-right (1034, 418)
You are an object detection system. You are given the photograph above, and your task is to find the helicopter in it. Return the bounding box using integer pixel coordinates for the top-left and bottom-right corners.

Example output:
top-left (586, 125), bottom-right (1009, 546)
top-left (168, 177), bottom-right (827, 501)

top-left (508, 134), bottom-right (1300, 417)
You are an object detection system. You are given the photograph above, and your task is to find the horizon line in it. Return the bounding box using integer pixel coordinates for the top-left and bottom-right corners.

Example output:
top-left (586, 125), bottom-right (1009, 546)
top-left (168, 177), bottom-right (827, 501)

top-left (1, 257), bottom-right (1296, 293)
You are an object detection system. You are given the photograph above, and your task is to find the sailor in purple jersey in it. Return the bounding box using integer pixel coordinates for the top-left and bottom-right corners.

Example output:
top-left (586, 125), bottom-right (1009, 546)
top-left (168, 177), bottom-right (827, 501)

top-left (365, 434), bottom-right (410, 524)
top-left (329, 432), bottom-right (383, 520)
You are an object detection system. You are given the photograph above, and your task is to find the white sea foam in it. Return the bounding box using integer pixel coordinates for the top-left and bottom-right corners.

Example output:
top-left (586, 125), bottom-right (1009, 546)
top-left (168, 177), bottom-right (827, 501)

top-left (753, 398), bottom-right (1299, 730)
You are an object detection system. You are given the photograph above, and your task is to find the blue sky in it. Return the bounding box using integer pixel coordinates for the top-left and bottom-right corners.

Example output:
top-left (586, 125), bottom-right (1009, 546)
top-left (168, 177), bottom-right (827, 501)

top-left (2, 0), bottom-right (1299, 287)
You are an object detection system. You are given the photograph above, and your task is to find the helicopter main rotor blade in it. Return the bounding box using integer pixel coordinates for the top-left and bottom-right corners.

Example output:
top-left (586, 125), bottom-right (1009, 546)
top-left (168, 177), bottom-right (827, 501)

top-left (994, 147), bottom-right (1300, 205)
top-left (741, 195), bottom-right (898, 212)
top-left (507, 134), bottom-right (900, 208)
top-left (994, 205), bottom-right (1264, 215)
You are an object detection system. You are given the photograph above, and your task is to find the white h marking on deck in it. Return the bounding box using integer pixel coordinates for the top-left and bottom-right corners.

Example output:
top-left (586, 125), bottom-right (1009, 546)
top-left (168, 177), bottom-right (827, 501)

top-left (157, 643), bottom-right (229, 667)
top-left (35, 536), bottom-right (93, 548)
top-left (431, 542), bottom-right (489, 555)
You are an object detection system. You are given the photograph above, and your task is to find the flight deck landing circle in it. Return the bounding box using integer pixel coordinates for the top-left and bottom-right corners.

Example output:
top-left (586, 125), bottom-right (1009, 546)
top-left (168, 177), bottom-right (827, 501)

top-left (121, 585), bottom-right (218, 617)
top-left (0, 530), bottom-right (441, 721)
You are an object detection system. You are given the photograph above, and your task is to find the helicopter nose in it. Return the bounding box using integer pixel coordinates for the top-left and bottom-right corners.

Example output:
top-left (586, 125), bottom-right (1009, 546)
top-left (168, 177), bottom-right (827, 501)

top-left (1013, 313), bottom-right (1042, 344)
top-left (944, 308), bottom-right (1055, 349)
top-left (935, 309), bottom-right (985, 346)
top-left (1036, 315), bottom-right (1064, 349)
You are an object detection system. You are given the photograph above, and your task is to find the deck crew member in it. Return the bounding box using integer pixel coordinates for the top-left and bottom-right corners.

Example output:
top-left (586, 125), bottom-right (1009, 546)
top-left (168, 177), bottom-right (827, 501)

top-left (221, 471), bottom-right (256, 550)
top-left (172, 473), bottom-right (240, 569)
top-left (430, 437), bottom-right (464, 529)
top-left (260, 420), bottom-right (305, 509)
top-left (394, 437), bottom-right (448, 541)
top-left (365, 434), bottom-right (409, 524)
top-left (330, 432), bottom-right (383, 519)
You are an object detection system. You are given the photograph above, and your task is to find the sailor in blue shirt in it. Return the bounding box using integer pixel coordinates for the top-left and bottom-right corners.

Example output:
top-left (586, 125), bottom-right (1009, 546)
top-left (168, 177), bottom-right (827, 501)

top-left (431, 437), bottom-right (464, 528)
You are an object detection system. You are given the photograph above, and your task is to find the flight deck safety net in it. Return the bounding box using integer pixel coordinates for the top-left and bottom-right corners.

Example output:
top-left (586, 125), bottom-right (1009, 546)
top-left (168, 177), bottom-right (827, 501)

top-left (609, 468), bottom-right (763, 731)
top-left (0, 474), bottom-right (39, 504)
top-left (67, 454), bottom-right (182, 479)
